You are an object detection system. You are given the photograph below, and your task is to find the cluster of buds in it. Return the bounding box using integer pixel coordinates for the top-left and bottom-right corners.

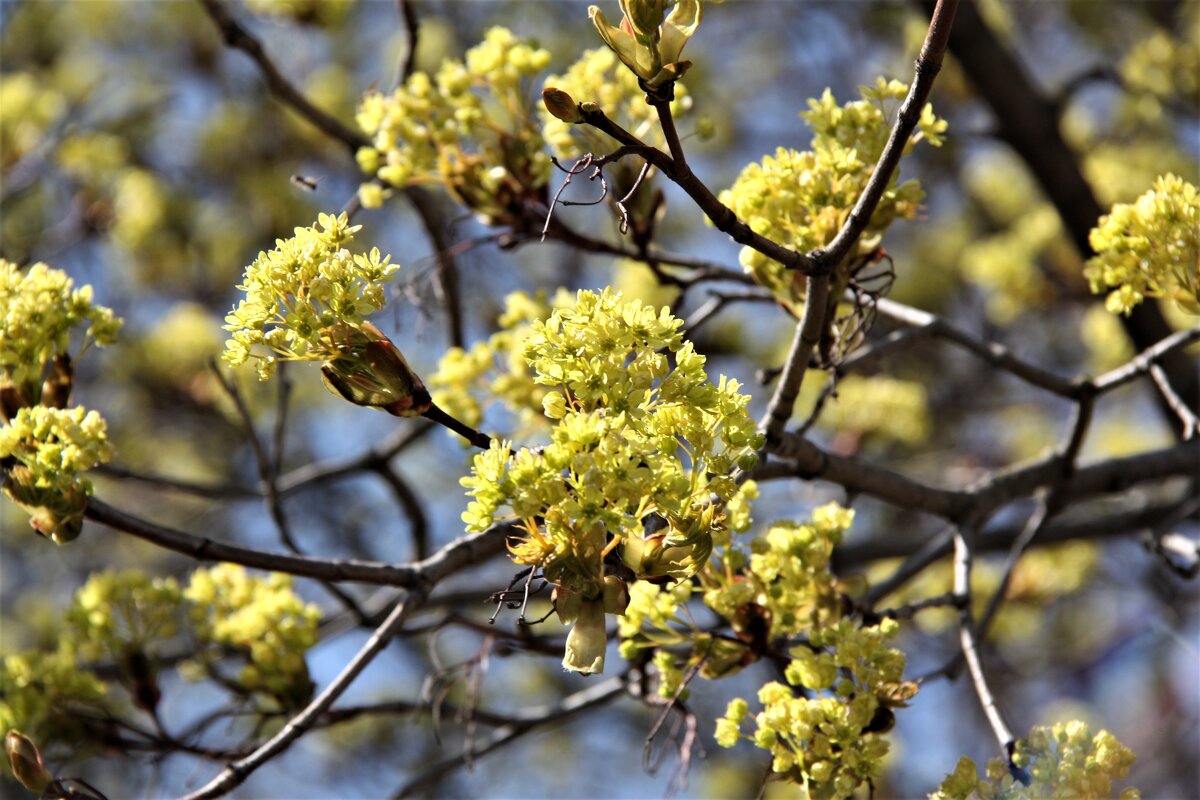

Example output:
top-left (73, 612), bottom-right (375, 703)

top-left (588, 0), bottom-right (702, 91)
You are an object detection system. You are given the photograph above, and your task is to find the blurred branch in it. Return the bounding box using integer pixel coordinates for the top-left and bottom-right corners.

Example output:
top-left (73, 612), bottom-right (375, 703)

top-left (97, 420), bottom-right (433, 500)
top-left (197, 0), bottom-right (369, 154)
top-left (392, 0), bottom-right (420, 89)
top-left (851, 498), bottom-right (1192, 603)
top-left (760, 433), bottom-right (1198, 520)
top-left (933, 0), bottom-right (1199, 434)
top-left (406, 187), bottom-right (465, 349)
top-left (391, 676), bottom-right (627, 799)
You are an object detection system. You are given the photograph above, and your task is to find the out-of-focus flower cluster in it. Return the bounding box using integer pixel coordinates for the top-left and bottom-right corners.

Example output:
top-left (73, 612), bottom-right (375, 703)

top-left (355, 27), bottom-right (551, 224)
top-left (459, 288), bottom-right (762, 673)
top-left (429, 289), bottom-right (560, 436)
top-left (802, 372), bottom-right (931, 447)
top-left (720, 79), bottom-right (945, 309)
top-left (1, 566), bottom-right (321, 759)
top-left (243, 0), bottom-right (356, 26)
top-left (1085, 174), bottom-right (1199, 315)
top-left (933, 721), bottom-right (1140, 800)
top-left (223, 213), bottom-right (397, 380)
top-left (183, 564), bottom-right (321, 708)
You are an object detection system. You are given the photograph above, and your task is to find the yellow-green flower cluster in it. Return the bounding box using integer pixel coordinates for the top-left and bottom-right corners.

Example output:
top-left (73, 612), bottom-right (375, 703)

top-left (1085, 174), bottom-right (1199, 315)
top-left (65, 569), bottom-right (183, 663)
top-left (1, 260), bottom-right (121, 409)
top-left (0, 646), bottom-right (106, 751)
top-left (183, 564), bottom-right (321, 707)
top-left (460, 288), bottom-right (763, 673)
top-left (429, 289), bottom-right (562, 436)
top-left (0, 72), bottom-right (66, 168)
top-left (720, 79), bottom-right (945, 307)
top-left (1119, 10), bottom-right (1199, 107)
top-left (0, 405), bottom-right (112, 543)
top-left (716, 616), bottom-right (911, 798)
top-left (541, 47), bottom-right (691, 160)
top-left (223, 213), bottom-right (397, 380)
top-left (933, 721), bottom-right (1140, 800)
top-left (355, 27), bottom-right (552, 222)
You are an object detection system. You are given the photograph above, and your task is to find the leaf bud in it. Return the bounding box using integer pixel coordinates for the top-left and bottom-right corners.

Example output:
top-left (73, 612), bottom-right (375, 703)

top-left (542, 87), bottom-right (584, 124)
top-left (5, 730), bottom-right (52, 794)
top-left (319, 322), bottom-right (432, 417)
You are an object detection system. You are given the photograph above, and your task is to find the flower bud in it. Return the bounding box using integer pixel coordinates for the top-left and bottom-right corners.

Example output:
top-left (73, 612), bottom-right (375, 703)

top-left (319, 322), bottom-right (432, 417)
top-left (542, 87), bottom-right (584, 124)
top-left (6, 730), bottom-right (52, 794)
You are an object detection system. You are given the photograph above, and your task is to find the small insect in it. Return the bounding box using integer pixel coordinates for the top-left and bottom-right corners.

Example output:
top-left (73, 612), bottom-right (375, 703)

top-left (290, 174), bottom-right (320, 192)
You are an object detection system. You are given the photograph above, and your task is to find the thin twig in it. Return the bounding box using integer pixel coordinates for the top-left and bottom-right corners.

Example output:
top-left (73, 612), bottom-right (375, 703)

top-left (811, 0), bottom-right (958, 271)
top-left (1148, 363), bottom-right (1200, 439)
top-left (952, 523), bottom-right (1016, 756)
top-left (873, 296), bottom-right (1075, 397)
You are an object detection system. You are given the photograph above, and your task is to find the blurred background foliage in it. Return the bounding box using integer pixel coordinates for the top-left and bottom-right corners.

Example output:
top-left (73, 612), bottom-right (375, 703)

top-left (1, 0), bottom-right (1196, 797)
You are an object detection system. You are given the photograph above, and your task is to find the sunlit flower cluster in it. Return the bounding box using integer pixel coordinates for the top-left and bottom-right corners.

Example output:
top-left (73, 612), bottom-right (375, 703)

top-left (460, 288), bottom-right (762, 673)
top-left (223, 213), bottom-right (397, 380)
top-left (933, 721), bottom-right (1140, 800)
top-left (715, 616), bottom-right (912, 798)
top-left (355, 27), bottom-right (552, 223)
top-left (720, 79), bottom-right (945, 307)
top-left (1085, 174), bottom-right (1199, 315)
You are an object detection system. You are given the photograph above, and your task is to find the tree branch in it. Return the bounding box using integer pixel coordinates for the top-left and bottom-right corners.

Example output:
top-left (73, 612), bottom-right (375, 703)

top-left (196, 0), bottom-right (369, 154)
top-left (85, 497), bottom-right (511, 588)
